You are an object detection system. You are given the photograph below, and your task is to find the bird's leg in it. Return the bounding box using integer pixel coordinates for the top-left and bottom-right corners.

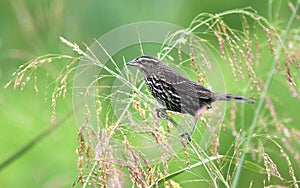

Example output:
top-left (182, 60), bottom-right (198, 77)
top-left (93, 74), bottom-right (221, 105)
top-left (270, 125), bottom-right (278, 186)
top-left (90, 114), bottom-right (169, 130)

top-left (186, 105), bottom-right (208, 139)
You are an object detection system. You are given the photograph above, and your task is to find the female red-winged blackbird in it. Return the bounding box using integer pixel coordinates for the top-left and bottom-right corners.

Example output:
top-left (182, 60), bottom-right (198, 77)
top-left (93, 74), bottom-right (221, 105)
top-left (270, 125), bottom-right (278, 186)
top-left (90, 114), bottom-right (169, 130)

top-left (127, 55), bottom-right (255, 139)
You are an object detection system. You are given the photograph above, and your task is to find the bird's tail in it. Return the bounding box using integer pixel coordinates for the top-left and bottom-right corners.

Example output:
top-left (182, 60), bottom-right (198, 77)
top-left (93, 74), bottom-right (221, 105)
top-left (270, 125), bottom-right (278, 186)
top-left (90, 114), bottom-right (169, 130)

top-left (213, 93), bottom-right (256, 104)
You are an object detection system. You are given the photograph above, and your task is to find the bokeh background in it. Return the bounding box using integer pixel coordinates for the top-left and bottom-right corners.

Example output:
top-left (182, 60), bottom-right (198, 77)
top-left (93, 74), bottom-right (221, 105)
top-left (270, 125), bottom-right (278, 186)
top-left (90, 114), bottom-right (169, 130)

top-left (0, 0), bottom-right (299, 187)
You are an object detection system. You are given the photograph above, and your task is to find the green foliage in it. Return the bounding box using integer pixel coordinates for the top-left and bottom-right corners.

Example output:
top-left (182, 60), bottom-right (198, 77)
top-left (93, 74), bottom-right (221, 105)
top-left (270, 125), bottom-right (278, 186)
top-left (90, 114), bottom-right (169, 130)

top-left (1, 1), bottom-right (299, 188)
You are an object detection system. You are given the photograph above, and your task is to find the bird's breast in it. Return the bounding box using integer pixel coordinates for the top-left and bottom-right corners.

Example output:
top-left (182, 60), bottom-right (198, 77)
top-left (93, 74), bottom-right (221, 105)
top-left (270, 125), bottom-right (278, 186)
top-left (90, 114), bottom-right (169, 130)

top-left (145, 75), bottom-right (183, 113)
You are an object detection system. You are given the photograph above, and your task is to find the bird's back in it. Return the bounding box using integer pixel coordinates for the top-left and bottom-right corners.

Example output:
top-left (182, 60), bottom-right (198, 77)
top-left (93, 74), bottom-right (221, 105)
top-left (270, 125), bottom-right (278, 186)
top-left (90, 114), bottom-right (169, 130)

top-left (144, 64), bottom-right (214, 115)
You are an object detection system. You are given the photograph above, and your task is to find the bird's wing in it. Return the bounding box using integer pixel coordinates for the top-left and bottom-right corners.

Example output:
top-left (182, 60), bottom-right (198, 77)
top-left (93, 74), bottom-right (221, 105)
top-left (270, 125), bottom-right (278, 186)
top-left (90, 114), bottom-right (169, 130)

top-left (162, 67), bottom-right (212, 100)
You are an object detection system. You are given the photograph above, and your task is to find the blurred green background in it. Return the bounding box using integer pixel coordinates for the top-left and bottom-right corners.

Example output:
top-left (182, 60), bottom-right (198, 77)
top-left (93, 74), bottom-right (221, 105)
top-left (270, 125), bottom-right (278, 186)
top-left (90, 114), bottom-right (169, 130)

top-left (0, 0), bottom-right (298, 187)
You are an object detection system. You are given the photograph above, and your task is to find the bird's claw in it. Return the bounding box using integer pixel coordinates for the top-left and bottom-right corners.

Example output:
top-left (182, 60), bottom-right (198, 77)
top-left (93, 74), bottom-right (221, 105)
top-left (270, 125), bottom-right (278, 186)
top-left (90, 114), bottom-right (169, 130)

top-left (156, 108), bottom-right (167, 119)
top-left (180, 132), bottom-right (192, 143)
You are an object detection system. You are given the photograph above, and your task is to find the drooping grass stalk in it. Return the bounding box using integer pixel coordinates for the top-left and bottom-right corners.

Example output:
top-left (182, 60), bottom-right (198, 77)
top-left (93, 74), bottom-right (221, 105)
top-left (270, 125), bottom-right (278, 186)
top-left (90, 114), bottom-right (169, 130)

top-left (231, 1), bottom-right (300, 187)
top-left (188, 7), bottom-right (270, 34)
top-left (190, 142), bottom-right (230, 188)
top-left (0, 111), bottom-right (73, 171)
top-left (154, 155), bottom-right (224, 187)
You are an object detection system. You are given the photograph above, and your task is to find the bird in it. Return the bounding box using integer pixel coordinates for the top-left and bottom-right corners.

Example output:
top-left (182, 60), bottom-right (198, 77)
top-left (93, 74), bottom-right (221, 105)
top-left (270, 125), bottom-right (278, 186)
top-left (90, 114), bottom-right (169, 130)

top-left (127, 55), bottom-right (255, 140)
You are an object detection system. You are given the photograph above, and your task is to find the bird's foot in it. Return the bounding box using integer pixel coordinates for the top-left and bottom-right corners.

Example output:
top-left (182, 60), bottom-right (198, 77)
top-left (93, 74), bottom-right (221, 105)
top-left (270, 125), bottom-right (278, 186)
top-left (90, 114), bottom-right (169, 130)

top-left (156, 108), bottom-right (168, 119)
top-left (156, 108), bottom-right (192, 143)
top-left (180, 132), bottom-right (192, 143)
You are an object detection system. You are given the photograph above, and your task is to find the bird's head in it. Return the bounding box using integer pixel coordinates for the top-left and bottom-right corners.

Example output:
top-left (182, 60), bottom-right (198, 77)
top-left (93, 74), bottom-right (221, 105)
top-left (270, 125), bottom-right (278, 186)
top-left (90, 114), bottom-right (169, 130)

top-left (126, 56), bottom-right (161, 73)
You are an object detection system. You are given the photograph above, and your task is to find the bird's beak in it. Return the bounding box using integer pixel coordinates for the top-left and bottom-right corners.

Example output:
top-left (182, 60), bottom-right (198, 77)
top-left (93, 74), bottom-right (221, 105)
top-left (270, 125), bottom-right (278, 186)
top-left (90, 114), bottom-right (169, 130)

top-left (126, 60), bottom-right (139, 66)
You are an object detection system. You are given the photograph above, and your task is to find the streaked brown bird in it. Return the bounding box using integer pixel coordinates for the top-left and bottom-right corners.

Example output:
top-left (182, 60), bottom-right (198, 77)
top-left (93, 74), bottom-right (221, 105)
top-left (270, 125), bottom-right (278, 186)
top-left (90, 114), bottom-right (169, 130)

top-left (127, 55), bottom-right (255, 140)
